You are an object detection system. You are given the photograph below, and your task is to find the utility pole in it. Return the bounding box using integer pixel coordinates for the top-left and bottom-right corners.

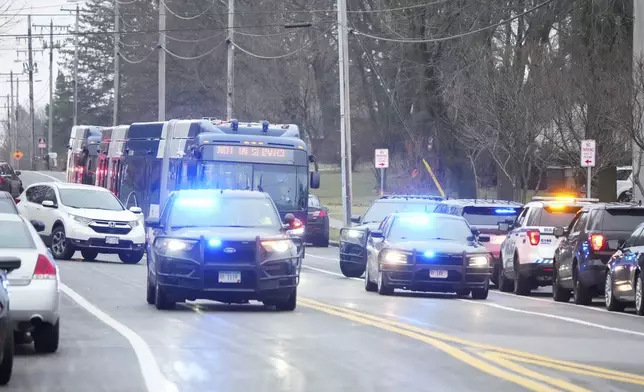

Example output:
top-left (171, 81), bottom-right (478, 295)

top-left (337, 0), bottom-right (353, 226)
top-left (113, 1), bottom-right (119, 125)
top-left (226, 0), bottom-right (234, 119)
top-left (634, 0), bottom-right (644, 203)
top-left (27, 15), bottom-right (36, 170)
top-left (158, 0), bottom-right (166, 121)
top-left (0, 72), bottom-right (15, 165)
top-left (62, 4), bottom-right (80, 126)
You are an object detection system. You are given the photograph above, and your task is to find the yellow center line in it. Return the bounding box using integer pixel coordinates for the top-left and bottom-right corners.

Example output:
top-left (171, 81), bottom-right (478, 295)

top-left (299, 298), bottom-right (644, 384)
top-left (299, 300), bottom-right (557, 392)
top-left (480, 352), bottom-right (592, 392)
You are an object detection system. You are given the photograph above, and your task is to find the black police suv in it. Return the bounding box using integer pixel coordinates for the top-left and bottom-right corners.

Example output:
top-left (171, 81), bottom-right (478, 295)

top-left (553, 203), bottom-right (644, 305)
top-left (363, 212), bottom-right (492, 299)
top-left (605, 221), bottom-right (644, 314)
top-left (0, 162), bottom-right (22, 199)
top-left (145, 189), bottom-right (304, 311)
top-left (434, 199), bottom-right (522, 286)
top-left (339, 195), bottom-right (444, 278)
top-left (306, 194), bottom-right (330, 247)
top-left (0, 257), bottom-right (21, 385)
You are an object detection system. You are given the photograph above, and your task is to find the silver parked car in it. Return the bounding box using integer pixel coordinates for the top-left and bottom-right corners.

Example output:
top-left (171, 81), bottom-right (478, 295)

top-left (0, 213), bottom-right (60, 353)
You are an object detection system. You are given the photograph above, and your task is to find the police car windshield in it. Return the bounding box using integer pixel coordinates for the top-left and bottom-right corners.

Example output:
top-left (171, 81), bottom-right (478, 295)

top-left (362, 202), bottom-right (438, 224)
top-left (169, 197), bottom-right (281, 229)
top-left (0, 221), bottom-right (35, 249)
top-left (59, 189), bottom-right (124, 211)
top-left (388, 215), bottom-right (472, 242)
top-left (462, 207), bottom-right (519, 226)
top-left (539, 206), bottom-right (583, 227)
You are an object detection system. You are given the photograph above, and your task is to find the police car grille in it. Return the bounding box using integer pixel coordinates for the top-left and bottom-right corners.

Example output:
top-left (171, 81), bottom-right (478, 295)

top-left (204, 241), bottom-right (256, 264)
top-left (417, 254), bottom-right (463, 266)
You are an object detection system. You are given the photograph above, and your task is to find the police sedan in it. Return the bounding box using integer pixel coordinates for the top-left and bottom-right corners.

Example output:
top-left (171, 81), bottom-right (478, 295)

top-left (145, 189), bottom-right (304, 311)
top-left (364, 212), bottom-right (492, 299)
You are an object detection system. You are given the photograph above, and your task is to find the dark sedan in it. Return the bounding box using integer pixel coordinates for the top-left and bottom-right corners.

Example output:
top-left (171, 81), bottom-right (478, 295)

top-left (306, 195), bottom-right (329, 247)
top-left (145, 189), bottom-right (304, 311)
top-left (363, 212), bottom-right (492, 299)
top-left (605, 221), bottom-right (644, 314)
top-left (0, 162), bottom-right (22, 199)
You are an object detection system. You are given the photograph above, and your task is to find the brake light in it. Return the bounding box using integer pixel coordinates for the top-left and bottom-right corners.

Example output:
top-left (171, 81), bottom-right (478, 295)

top-left (312, 210), bottom-right (326, 218)
top-left (527, 230), bottom-right (540, 246)
top-left (14, 198), bottom-right (19, 204)
top-left (589, 234), bottom-right (605, 252)
top-left (292, 218), bottom-right (303, 229)
top-left (33, 254), bottom-right (56, 279)
top-left (0, 177), bottom-right (5, 184)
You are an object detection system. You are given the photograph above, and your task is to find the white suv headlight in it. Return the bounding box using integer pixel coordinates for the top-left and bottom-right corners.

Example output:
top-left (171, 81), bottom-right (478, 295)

top-left (128, 220), bottom-right (140, 228)
top-left (70, 215), bottom-right (93, 225)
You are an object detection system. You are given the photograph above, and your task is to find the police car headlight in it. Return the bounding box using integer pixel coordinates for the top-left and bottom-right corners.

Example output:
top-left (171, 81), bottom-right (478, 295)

top-left (468, 256), bottom-right (489, 267)
top-left (70, 215), bottom-right (93, 225)
top-left (382, 250), bottom-right (408, 264)
top-left (343, 229), bottom-right (364, 239)
top-left (154, 238), bottom-right (197, 254)
top-left (261, 240), bottom-right (293, 253)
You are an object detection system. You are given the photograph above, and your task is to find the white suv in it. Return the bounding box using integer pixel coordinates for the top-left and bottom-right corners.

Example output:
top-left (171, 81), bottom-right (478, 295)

top-left (498, 196), bottom-right (598, 295)
top-left (17, 183), bottom-right (146, 264)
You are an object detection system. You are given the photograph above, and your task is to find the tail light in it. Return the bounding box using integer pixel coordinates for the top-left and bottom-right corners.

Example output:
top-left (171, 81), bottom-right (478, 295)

top-left (33, 254), bottom-right (56, 279)
top-left (589, 234), bottom-right (605, 252)
top-left (14, 198), bottom-right (19, 204)
top-left (291, 218), bottom-right (303, 229)
top-left (527, 230), bottom-right (540, 246)
top-left (0, 177), bottom-right (5, 184)
top-left (312, 210), bottom-right (326, 218)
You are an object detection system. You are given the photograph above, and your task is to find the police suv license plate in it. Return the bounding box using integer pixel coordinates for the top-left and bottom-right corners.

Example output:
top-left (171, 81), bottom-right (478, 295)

top-left (105, 236), bottom-right (119, 245)
top-left (218, 271), bottom-right (241, 284)
top-left (430, 269), bottom-right (448, 279)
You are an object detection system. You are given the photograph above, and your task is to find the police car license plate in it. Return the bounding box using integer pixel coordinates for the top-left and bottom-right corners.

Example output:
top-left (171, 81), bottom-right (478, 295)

top-left (218, 271), bottom-right (241, 284)
top-left (105, 236), bottom-right (119, 245)
top-left (430, 269), bottom-right (448, 279)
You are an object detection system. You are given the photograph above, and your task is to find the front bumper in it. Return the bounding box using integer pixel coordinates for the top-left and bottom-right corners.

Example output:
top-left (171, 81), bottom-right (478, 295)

top-left (380, 252), bottom-right (491, 293)
top-left (8, 279), bottom-right (60, 326)
top-left (153, 235), bottom-right (303, 303)
top-left (67, 221), bottom-right (146, 253)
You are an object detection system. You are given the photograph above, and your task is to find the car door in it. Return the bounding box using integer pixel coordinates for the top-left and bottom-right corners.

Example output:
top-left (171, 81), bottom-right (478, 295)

top-left (557, 211), bottom-right (587, 285)
top-left (610, 227), bottom-right (643, 300)
top-left (366, 215), bottom-right (391, 279)
top-left (503, 207), bottom-right (529, 269)
top-left (39, 186), bottom-right (60, 236)
top-left (19, 185), bottom-right (46, 221)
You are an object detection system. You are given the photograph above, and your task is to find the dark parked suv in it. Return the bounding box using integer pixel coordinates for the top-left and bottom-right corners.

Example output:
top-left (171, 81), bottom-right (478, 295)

top-left (0, 163), bottom-right (22, 199)
top-left (552, 203), bottom-right (644, 305)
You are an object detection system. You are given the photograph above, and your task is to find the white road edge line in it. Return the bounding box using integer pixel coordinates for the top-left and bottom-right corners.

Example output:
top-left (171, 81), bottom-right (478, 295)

top-left (28, 173), bottom-right (175, 392)
top-left (29, 171), bottom-right (63, 182)
top-left (61, 283), bottom-right (177, 392)
top-left (302, 265), bottom-right (362, 280)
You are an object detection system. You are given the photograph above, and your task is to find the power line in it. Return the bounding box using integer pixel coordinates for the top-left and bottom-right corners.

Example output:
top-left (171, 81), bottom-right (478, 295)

top-left (351, 0), bottom-right (558, 43)
top-left (118, 49), bottom-right (157, 64)
top-left (160, 0), bottom-right (218, 21)
top-left (350, 0), bottom-right (448, 13)
top-left (162, 40), bottom-right (226, 60)
top-left (231, 25), bottom-right (334, 60)
top-left (165, 31), bottom-right (225, 43)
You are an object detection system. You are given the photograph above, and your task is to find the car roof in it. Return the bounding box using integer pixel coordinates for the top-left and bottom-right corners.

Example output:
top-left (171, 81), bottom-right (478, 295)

top-left (437, 199), bottom-right (523, 208)
top-left (582, 202), bottom-right (644, 211)
top-left (28, 182), bottom-right (109, 191)
top-left (0, 213), bottom-right (23, 223)
top-left (390, 212), bottom-right (466, 222)
top-left (0, 191), bottom-right (13, 199)
top-left (375, 195), bottom-right (444, 203)
top-left (170, 189), bottom-right (269, 199)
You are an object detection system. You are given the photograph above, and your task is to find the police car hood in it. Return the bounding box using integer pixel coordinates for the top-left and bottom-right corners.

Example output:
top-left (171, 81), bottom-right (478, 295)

top-left (351, 222), bottom-right (381, 231)
top-left (168, 227), bottom-right (284, 241)
top-left (388, 240), bottom-right (487, 254)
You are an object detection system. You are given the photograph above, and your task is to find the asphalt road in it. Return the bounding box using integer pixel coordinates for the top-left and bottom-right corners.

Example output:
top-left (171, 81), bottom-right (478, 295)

top-left (9, 170), bottom-right (644, 391)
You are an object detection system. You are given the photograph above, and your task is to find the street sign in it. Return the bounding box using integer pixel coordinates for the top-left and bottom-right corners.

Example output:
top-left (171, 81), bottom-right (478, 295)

top-left (580, 140), bottom-right (596, 167)
top-left (13, 150), bottom-right (23, 161)
top-left (38, 138), bottom-right (46, 149)
top-left (375, 149), bottom-right (389, 168)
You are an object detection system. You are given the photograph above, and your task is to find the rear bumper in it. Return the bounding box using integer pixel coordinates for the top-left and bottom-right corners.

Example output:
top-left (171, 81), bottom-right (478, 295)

top-left (518, 261), bottom-right (554, 283)
top-left (579, 261), bottom-right (607, 289)
top-left (381, 263), bottom-right (491, 292)
top-left (305, 220), bottom-right (329, 240)
top-left (8, 280), bottom-right (60, 325)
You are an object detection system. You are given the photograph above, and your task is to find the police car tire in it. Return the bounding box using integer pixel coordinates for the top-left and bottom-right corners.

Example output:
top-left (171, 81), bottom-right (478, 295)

top-left (498, 263), bottom-right (513, 293)
top-left (377, 270), bottom-right (394, 295)
top-left (33, 321), bottom-right (59, 354)
top-left (552, 264), bottom-right (571, 303)
top-left (0, 326), bottom-right (14, 386)
top-left (635, 274), bottom-right (644, 316)
top-left (154, 283), bottom-right (175, 310)
top-left (471, 286), bottom-right (489, 300)
top-left (364, 265), bottom-right (377, 292)
top-left (146, 275), bottom-right (156, 305)
top-left (275, 288), bottom-right (297, 311)
top-left (340, 262), bottom-right (364, 278)
top-left (573, 264), bottom-right (592, 305)
top-left (513, 261), bottom-right (531, 296)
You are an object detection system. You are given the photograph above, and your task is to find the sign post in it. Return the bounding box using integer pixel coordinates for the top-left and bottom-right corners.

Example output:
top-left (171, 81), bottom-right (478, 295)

top-left (38, 138), bottom-right (46, 163)
top-left (374, 149), bottom-right (389, 196)
top-left (580, 140), bottom-right (596, 198)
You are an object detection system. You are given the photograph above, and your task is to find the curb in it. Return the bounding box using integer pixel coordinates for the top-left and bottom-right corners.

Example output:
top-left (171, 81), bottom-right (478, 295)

top-left (329, 240), bottom-right (339, 247)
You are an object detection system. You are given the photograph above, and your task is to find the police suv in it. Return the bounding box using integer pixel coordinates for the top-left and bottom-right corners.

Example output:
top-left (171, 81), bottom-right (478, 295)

top-left (497, 196), bottom-right (598, 295)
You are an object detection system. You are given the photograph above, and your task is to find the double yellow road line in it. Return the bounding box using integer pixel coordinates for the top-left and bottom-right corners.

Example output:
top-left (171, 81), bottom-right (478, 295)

top-left (299, 298), bottom-right (644, 391)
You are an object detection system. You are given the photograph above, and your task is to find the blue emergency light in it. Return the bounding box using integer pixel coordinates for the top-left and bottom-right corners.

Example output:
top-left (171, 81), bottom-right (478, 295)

top-left (262, 120), bottom-right (269, 132)
top-left (495, 208), bottom-right (517, 214)
top-left (423, 250), bottom-right (435, 258)
top-left (208, 238), bottom-right (222, 248)
top-left (231, 119), bottom-right (239, 132)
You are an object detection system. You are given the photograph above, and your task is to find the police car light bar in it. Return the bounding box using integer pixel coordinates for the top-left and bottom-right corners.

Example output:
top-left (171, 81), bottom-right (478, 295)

top-left (531, 196), bottom-right (599, 203)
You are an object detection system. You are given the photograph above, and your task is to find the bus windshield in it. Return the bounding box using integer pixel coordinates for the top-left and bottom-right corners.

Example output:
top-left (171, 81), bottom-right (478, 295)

top-left (198, 161), bottom-right (308, 211)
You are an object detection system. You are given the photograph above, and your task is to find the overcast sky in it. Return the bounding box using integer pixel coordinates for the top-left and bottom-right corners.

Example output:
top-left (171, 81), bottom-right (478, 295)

top-left (1, 0), bottom-right (81, 127)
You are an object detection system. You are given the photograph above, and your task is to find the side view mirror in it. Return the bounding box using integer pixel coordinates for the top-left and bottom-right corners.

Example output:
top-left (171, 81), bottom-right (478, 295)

top-left (350, 215), bottom-right (361, 224)
top-left (310, 172), bottom-right (320, 189)
top-left (553, 227), bottom-right (565, 238)
top-left (129, 206), bottom-right (143, 214)
top-left (41, 200), bottom-right (56, 208)
top-left (30, 220), bottom-right (45, 232)
top-left (14, 170), bottom-right (21, 176)
top-left (0, 257), bottom-right (21, 273)
top-left (370, 230), bottom-right (384, 239)
top-left (478, 235), bottom-right (491, 243)
top-left (145, 217), bottom-right (161, 229)
top-left (498, 222), bottom-right (510, 232)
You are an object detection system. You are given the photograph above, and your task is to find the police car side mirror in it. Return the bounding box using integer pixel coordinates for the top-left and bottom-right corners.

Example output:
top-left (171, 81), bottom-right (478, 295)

top-left (478, 235), bottom-right (491, 243)
top-left (553, 227), bottom-right (565, 238)
top-left (350, 215), bottom-right (361, 224)
top-left (370, 230), bottom-right (384, 239)
top-left (145, 217), bottom-right (161, 229)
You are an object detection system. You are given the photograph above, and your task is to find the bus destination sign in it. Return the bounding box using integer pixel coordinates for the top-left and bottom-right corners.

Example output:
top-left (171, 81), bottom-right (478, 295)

top-left (207, 145), bottom-right (296, 164)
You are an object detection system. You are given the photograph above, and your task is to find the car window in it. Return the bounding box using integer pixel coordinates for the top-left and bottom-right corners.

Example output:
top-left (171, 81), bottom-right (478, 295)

top-left (616, 169), bottom-right (632, 181)
top-left (27, 185), bottom-right (47, 204)
top-left (0, 199), bottom-right (17, 214)
top-left (462, 206), bottom-right (520, 227)
top-left (44, 186), bottom-right (57, 203)
top-left (515, 208), bottom-right (529, 227)
top-left (624, 228), bottom-right (643, 248)
top-left (59, 188), bottom-right (124, 211)
top-left (634, 228), bottom-right (644, 247)
top-left (387, 215), bottom-right (472, 242)
top-left (570, 211), bottom-right (587, 234)
top-left (362, 201), bottom-right (438, 224)
top-left (168, 196), bottom-right (282, 229)
top-left (601, 209), bottom-right (644, 232)
top-left (586, 210), bottom-right (600, 231)
top-left (308, 196), bottom-right (322, 208)
top-left (0, 220), bottom-right (35, 248)
top-left (537, 205), bottom-right (583, 227)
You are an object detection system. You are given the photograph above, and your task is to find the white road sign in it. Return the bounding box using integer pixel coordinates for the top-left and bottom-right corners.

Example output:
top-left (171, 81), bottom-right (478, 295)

top-left (580, 139), bottom-right (596, 167)
top-left (38, 138), bottom-right (46, 149)
top-left (375, 149), bottom-right (389, 168)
